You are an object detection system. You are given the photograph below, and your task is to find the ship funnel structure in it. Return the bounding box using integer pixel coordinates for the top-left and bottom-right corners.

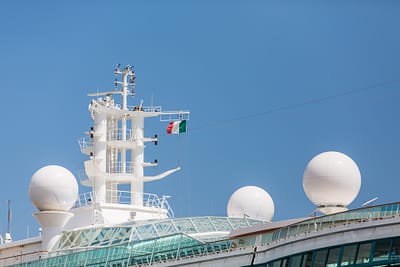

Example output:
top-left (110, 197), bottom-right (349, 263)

top-left (303, 151), bottom-right (361, 215)
top-left (77, 65), bottom-right (189, 224)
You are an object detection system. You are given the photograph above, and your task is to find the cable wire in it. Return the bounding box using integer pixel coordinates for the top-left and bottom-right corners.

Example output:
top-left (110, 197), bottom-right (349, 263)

top-left (191, 79), bottom-right (400, 131)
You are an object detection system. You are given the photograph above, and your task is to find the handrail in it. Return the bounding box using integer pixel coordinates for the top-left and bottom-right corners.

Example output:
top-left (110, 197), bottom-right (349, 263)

top-left (110, 104), bottom-right (162, 112)
top-left (74, 190), bottom-right (174, 218)
top-left (78, 137), bottom-right (92, 150)
top-left (78, 162), bottom-right (135, 176)
top-left (266, 202), bottom-right (400, 244)
top-left (106, 161), bottom-right (135, 174)
top-left (107, 129), bottom-right (134, 141)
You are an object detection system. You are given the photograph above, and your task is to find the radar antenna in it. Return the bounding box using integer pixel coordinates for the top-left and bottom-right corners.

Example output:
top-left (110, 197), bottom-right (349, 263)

top-left (88, 64), bottom-right (136, 103)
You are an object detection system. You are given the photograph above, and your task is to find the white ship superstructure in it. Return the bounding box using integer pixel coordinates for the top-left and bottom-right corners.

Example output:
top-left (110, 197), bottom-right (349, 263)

top-left (70, 64), bottom-right (188, 228)
top-left (1, 65), bottom-right (400, 267)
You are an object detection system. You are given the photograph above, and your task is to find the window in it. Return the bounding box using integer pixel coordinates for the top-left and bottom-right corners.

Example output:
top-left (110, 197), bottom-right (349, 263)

top-left (326, 247), bottom-right (341, 267)
top-left (341, 244), bottom-right (357, 266)
top-left (390, 238), bottom-right (400, 263)
top-left (301, 252), bottom-right (312, 267)
top-left (313, 249), bottom-right (328, 267)
top-left (264, 237), bottom-right (400, 267)
top-left (372, 239), bottom-right (391, 263)
top-left (271, 259), bottom-right (282, 267)
top-left (282, 257), bottom-right (289, 267)
top-left (356, 242), bottom-right (372, 264)
top-left (289, 254), bottom-right (303, 267)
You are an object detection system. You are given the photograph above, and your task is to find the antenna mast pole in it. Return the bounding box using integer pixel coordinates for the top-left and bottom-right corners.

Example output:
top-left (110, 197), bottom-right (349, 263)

top-left (121, 66), bottom-right (135, 174)
top-left (5, 200), bottom-right (11, 243)
top-left (7, 200), bottom-right (10, 234)
top-left (121, 65), bottom-right (132, 110)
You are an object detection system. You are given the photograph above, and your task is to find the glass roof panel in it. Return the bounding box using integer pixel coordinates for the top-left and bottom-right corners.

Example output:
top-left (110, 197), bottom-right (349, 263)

top-left (171, 218), bottom-right (198, 234)
top-left (154, 220), bottom-right (177, 236)
top-left (210, 217), bottom-right (233, 231)
top-left (191, 217), bottom-right (216, 232)
top-left (136, 224), bottom-right (158, 240)
top-left (54, 216), bottom-right (263, 250)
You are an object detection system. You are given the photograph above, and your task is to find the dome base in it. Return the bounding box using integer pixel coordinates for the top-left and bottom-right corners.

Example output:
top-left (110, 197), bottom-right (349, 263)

top-left (318, 205), bottom-right (347, 215)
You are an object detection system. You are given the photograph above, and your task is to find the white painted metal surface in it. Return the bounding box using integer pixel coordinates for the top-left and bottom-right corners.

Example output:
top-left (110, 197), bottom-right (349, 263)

top-left (227, 186), bottom-right (275, 222)
top-left (29, 165), bottom-right (78, 211)
top-left (80, 65), bottom-right (189, 225)
top-left (303, 151), bottom-right (361, 214)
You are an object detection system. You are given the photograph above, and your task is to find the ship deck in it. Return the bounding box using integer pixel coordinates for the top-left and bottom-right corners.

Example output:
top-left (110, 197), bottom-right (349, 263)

top-left (8, 202), bottom-right (400, 267)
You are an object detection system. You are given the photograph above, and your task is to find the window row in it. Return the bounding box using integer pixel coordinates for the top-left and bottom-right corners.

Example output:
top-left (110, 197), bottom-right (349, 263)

top-left (249, 236), bottom-right (400, 267)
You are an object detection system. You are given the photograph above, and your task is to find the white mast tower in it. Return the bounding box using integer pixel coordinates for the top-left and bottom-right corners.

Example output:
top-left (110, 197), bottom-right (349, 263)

top-left (70, 65), bottom-right (189, 227)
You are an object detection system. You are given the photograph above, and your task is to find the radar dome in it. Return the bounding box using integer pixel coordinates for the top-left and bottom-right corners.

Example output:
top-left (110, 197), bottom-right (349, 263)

top-left (303, 151), bottom-right (361, 214)
top-left (29, 165), bottom-right (79, 211)
top-left (227, 186), bottom-right (274, 222)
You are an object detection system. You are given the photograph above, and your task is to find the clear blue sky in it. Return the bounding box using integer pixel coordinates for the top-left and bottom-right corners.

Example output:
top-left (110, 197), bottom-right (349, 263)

top-left (0, 1), bottom-right (399, 240)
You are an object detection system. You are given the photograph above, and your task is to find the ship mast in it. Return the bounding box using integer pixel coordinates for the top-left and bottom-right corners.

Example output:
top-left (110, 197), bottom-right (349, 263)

top-left (79, 65), bottom-right (189, 222)
top-left (115, 65), bottom-right (132, 193)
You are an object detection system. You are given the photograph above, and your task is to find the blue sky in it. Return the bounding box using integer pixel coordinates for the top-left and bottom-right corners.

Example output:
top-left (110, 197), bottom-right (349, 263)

top-left (0, 1), bottom-right (399, 240)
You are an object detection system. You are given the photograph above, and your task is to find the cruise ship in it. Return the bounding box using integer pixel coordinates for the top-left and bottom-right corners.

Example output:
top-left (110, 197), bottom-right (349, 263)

top-left (1, 65), bottom-right (399, 267)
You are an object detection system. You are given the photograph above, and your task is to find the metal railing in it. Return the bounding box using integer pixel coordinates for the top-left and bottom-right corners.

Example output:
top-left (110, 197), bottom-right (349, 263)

top-left (131, 105), bottom-right (162, 112)
top-left (77, 162), bottom-right (135, 181)
top-left (74, 190), bottom-right (174, 218)
top-left (78, 137), bottom-right (92, 150)
top-left (79, 163), bottom-right (134, 175)
top-left (107, 161), bottom-right (134, 174)
top-left (77, 169), bottom-right (90, 184)
top-left (262, 202), bottom-right (400, 244)
top-left (111, 104), bottom-right (162, 112)
top-left (107, 129), bottom-right (134, 141)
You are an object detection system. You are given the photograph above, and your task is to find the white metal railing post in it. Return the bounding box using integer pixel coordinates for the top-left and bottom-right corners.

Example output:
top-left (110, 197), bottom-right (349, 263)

top-left (83, 247), bottom-right (89, 266)
top-left (149, 239), bottom-right (157, 265)
top-left (104, 246), bottom-right (111, 266)
top-left (75, 190), bottom-right (173, 212)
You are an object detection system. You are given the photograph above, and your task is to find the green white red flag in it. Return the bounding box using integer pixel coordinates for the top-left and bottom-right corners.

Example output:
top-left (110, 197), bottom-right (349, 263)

top-left (166, 120), bottom-right (187, 134)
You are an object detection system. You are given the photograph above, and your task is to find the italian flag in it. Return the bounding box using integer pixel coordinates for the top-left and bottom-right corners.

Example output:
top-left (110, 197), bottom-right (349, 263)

top-left (166, 120), bottom-right (187, 134)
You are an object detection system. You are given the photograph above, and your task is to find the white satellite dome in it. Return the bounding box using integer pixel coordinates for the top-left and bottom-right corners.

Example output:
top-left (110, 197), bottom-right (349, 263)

top-left (303, 151), bottom-right (361, 214)
top-left (227, 186), bottom-right (274, 222)
top-left (29, 165), bottom-right (79, 211)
